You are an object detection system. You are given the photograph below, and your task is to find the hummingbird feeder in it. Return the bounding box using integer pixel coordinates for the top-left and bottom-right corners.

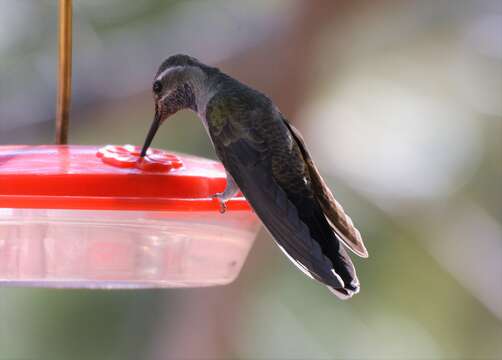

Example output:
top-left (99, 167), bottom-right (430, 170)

top-left (0, 0), bottom-right (260, 288)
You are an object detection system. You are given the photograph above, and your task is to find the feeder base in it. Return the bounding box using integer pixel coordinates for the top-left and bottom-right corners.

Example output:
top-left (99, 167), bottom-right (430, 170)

top-left (0, 208), bottom-right (259, 289)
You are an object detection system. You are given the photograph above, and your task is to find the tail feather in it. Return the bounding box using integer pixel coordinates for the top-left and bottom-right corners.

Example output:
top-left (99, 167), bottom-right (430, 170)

top-left (292, 195), bottom-right (360, 297)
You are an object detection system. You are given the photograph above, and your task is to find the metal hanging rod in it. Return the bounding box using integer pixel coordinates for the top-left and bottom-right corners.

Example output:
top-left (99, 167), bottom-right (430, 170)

top-left (55, 0), bottom-right (72, 145)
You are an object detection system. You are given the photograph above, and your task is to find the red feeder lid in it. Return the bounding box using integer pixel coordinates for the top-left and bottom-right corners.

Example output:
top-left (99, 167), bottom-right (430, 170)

top-left (0, 145), bottom-right (251, 212)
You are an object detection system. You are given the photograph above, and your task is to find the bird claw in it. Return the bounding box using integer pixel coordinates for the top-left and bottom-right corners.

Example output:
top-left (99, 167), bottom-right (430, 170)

top-left (211, 193), bottom-right (228, 214)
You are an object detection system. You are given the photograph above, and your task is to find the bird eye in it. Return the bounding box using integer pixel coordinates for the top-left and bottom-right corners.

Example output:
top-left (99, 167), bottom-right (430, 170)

top-left (152, 81), bottom-right (162, 94)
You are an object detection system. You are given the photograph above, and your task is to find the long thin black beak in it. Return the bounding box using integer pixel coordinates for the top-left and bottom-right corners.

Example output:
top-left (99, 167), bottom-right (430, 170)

top-left (140, 110), bottom-right (161, 157)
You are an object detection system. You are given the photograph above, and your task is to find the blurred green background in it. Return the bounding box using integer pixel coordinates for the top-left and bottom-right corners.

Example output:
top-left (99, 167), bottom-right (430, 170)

top-left (0, 0), bottom-right (501, 359)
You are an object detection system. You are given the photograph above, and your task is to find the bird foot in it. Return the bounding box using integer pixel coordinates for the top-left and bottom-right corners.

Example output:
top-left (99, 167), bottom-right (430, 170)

top-left (211, 193), bottom-right (228, 214)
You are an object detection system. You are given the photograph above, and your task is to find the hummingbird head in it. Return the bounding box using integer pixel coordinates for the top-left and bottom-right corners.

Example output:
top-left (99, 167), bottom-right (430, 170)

top-left (140, 54), bottom-right (218, 157)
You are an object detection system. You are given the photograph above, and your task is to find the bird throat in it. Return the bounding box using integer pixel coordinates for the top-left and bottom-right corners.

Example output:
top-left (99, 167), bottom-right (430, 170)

top-left (164, 83), bottom-right (197, 115)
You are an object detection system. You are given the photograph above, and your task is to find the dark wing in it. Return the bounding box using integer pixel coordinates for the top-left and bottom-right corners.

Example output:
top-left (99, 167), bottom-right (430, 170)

top-left (282, 117), bottom-right (369, 258)
top-left (206, 93), bottom-right (358, 298)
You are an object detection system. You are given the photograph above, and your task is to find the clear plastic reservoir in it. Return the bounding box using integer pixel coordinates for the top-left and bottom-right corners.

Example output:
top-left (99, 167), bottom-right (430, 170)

top-left (0, 145), bottom-right (260, 288)
top-left (0, 209), bottom-right (258, 288)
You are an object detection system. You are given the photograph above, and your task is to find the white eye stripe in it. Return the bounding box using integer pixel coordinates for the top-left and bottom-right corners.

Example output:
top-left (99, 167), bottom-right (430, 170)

top-left (156, 65), bottom-right (184, 82)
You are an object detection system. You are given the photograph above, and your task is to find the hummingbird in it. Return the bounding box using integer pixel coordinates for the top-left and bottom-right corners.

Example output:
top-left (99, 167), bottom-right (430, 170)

top-left (140, 54), bottom-right (368, 299)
